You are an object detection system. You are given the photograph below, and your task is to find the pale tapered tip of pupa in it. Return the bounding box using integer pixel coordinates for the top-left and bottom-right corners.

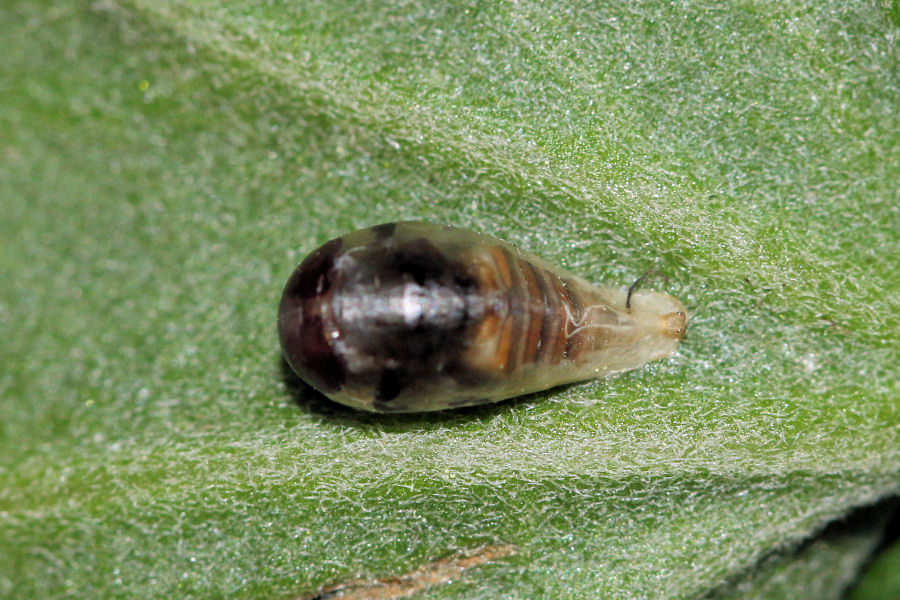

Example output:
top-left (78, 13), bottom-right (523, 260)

top-left (627, 289), bottom-right (688, 339)
top-left (662, 311), bottom-right (688, 339)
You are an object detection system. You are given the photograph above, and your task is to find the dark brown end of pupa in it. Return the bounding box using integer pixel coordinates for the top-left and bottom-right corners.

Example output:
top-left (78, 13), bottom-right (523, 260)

top-left (277, 236), bottom-right (346, 392)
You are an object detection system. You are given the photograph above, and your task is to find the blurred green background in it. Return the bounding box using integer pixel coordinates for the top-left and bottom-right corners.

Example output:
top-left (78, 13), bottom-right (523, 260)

top-left (1, 1), bottom-right (898, 598)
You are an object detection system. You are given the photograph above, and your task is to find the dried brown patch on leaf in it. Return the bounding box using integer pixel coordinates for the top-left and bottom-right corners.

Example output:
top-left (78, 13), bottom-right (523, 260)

top-left (301, 544), bottom-right (517, 600)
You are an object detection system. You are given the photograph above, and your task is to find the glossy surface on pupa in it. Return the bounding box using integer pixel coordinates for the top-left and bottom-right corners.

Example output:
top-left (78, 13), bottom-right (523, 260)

top-left (278, 221), bottom-right (687, 412)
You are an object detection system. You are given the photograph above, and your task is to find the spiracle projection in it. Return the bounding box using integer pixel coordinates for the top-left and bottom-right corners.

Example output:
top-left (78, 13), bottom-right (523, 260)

top-left (278, 221), bottom-right (687, 413)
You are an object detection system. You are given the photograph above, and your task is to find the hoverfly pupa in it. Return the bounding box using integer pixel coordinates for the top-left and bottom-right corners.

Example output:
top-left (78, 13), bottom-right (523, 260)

top-left (278, 221), bottom-right (687, 412)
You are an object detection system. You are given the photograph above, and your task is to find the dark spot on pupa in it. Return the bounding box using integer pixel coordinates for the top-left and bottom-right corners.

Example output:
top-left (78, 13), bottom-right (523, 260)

top-left (370, 222), bottom-right (397, 240)
top-left (454, 273), bottom-right (477, 289)
top-left (375, 370), bottom-right (402, 402)
top-left (394, 238), bottom-right (447, 286)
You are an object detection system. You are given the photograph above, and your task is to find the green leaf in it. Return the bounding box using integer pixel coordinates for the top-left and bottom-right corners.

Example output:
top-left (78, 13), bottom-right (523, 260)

top-left (850, 517), bottom-right (900, 600)
top-left (1, 1), bottom-right (897, 598)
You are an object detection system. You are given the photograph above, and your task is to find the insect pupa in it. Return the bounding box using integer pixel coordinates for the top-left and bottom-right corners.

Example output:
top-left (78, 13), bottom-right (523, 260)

top-left (277, 221), bottom-right (687, 413)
